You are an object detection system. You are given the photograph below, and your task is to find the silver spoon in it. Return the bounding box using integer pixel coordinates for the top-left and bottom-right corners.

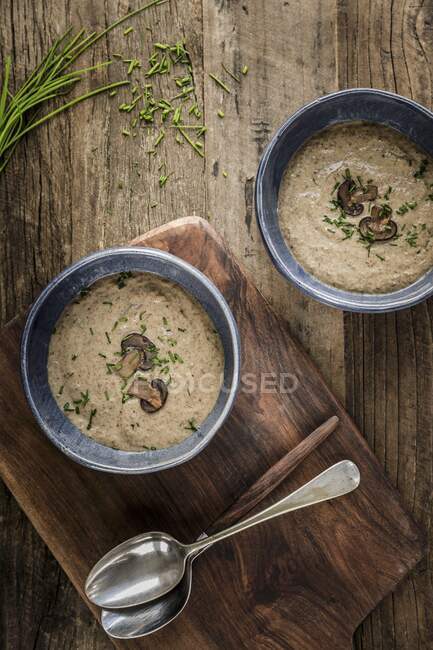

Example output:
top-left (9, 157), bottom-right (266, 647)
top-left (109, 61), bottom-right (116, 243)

top-left (86, 460), bottom-right (360, 611)
top-left (100, 416), bottom-right (341, 638)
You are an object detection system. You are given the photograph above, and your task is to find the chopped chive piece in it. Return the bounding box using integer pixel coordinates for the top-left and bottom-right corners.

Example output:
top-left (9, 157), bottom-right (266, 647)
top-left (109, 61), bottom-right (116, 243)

top-left (58, 385), bottom-right (64, 395)
top-left (222, 170), bottom-right (228, 178)
top-left (105, 332), bottom-right (111, 344)
top-left (222, 63), bottom-right (240, 83)
top-left (217, 109), bottom-right (225, 118)
top-left (209, 73), bottom-right (231, 93)
top-left (71, 354), bottom-right (78, 361)
top-left (123, 26), bottom-right (134, 35)
top-left (87, 408), bottom-right (97, 430)
top-left (241, 65), bottom-right (249, 75)
top-left (98, 353), bottom-right (107, 359)
top-left (89, 327), bottom-right (94, 335)
top-left (104, 390), bottom-right (110, 401)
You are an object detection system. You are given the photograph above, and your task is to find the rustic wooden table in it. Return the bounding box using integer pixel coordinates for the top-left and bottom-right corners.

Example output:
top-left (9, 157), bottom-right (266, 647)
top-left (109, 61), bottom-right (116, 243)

top-left (0, 1), bottom-right (432, 648)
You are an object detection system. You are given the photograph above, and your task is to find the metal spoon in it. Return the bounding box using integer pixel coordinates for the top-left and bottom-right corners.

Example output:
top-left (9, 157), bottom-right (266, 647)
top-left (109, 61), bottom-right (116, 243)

top-left (100, 416), bottom-right (341, 638)
top-left (86, 460), bottom-right (360, 611)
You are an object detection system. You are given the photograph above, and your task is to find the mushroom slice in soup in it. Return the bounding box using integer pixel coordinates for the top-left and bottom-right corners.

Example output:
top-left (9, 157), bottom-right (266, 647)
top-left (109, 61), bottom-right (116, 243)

top-left (359, 205), bottom-right (398, 241)
top-left (117, 349), bottom-right (143, 379)
top-left (338, 179), bottom-right (364, 216)
top-left (121, 332), bottom-right (157, 371)
top-left (128, 377), bottom-right (168, 413)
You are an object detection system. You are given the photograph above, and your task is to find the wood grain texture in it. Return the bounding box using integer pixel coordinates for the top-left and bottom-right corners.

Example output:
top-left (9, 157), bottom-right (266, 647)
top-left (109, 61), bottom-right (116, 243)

top-left (0, 218), bottom-right (425, 650)
top-left (0, 0), bottom-right (432, 647)
top-left (336, 2), bottom-right (433, 648)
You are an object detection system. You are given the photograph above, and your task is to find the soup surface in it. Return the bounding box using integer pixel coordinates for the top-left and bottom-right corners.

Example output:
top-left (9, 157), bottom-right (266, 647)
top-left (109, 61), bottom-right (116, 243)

top-left (48, 272), bottom-right (224, 451)
top-left (278, 122), bottom-right (433, 293)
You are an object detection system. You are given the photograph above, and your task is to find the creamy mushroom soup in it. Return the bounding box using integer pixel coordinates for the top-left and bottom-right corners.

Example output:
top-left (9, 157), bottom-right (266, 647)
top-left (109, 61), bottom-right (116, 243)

top-left (278, 122), bottom-right (433, 293)
top-left (48, 272), bottom-right (224, 451)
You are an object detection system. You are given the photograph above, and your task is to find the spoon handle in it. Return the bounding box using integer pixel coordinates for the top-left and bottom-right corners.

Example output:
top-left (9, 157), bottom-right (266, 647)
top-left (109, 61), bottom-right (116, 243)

top-left (207, 415), bottom-right (339, 535)
top-left (187, 460), bottom-right (360, 555)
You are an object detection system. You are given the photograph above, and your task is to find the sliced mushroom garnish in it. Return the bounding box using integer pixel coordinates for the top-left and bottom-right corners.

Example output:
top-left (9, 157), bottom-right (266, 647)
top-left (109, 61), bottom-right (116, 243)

top-left (117, 349), bottom-right (143, 379)
top-left (359, 204), bottom-right (398, 242)
top-left (351, 184), bottom-right (378, 204)
top-left (127, 377), bottom-right (168, 413)
top-left (121, 332), bottom-right (157, 371)
top-left (337, 179), bottom-right (364, 216)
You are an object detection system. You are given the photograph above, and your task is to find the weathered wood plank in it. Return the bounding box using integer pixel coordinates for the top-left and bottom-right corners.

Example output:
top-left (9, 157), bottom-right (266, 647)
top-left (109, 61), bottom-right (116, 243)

top-left (337, 1), bottom-right (433, 648)
top-left (202, 0), bottom-right (345, 402)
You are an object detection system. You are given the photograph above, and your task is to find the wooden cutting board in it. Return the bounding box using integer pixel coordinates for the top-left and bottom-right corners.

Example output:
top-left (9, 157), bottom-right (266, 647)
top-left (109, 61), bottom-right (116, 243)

top-left (0, 217), bottom-right (425, 649)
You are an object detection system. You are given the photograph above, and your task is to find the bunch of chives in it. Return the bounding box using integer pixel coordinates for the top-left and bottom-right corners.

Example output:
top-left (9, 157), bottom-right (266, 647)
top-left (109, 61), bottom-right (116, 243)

top-left (0, 0), bottom-right (167, 172)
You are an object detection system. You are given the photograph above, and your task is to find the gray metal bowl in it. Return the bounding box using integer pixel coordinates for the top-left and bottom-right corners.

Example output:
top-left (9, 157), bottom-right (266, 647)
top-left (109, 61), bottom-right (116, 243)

top-left (21, 247), bottom-right (241, 474)
top-left (255, 88), bottom-right (433, 312)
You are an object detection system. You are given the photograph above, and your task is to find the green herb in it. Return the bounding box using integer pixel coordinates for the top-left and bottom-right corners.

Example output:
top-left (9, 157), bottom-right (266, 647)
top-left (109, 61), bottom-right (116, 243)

top-left (79, 286), bottom-right (91, 298)
top-left (222, 63), bottom-right (240, 83)
top-left (0, 0), bottom-right (167, 173)
top-left (102, 301), bottom-right (113, 306)
top-left (71, 354), bottom-right (78, 361)
top-left (209, 73), bottom-right (231, 93)
top-left (122, 393), bottom-right (133, 404)
top-left (116, 271), bottom-right (132, 288)
top-left (58, 385), bottom-right (64, 395)
top-left (375, 253), bottom-right (385, 261)
top-left (73, 389), bottom-right (90, 409)
top-left (383, 186), bottom-right (392, 200)
top-left (63, 402), bottom-right (75, 412)
top-left (140, 323), bottom-right (148, 334)
top-left (222, 170), bottom-right (228, 178)
top-left (185, 418), bottom-right (199, 431)
top-left (89, 327), bottom-right (94, 335)
top-left (154, 128), bottom-right (165, 147)
top-left (87, 408), bottom-right (97, 430)
top-left (105, 331), bottom-right (112, 344)
top-left (168, 350), bottom-right (183, 364)
top-left (405, 226), bottom-right (419, 247)
top-left (162, 316), bottom-right (169, 327)
top-left (123, 26), bottom-right (134, 35)
top-left (106, 362), bottom-right (116, 374)
top-left (414, 159), bottom-right (428, 179)
top-left (241, 65), bottom-right (249, 75)
top-left (104, 390), bottom-right (110, 401)
top-left (396, 201), bottom-right (417, 215)
top-left (217, 109), bottom-right (225, 118)
top-left (175, 126), bottom-right (204, 157)
top-left (178, 327), bottom-right (186, 332)
top-left (98, 352), bottom-right (107, 359)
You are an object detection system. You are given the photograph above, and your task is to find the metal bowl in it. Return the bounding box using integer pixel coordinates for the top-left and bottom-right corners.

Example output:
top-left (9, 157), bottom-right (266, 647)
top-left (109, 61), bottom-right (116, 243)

top-left (255, 88), bottom-right (433, 312)
top-left (21, 247), bottom-right (241, 474)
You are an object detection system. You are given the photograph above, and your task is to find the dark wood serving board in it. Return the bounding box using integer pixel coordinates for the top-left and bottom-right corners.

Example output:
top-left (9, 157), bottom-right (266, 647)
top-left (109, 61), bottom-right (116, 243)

top-left (0, 217), bottom-right (425, 649)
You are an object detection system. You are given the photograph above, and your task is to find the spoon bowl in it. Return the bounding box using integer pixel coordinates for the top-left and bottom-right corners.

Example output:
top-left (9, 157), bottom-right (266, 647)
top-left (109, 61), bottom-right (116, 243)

top-left (86, 532), bottom-right (188, 609)
top-left (101, 556), bottom-right (197, 638)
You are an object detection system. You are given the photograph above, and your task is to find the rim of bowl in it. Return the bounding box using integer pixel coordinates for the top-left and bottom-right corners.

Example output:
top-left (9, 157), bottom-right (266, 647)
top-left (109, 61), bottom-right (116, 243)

top-left (255, 88), bottom-right (433, 312)
top-left (21, 247), bottom-right (241, 473)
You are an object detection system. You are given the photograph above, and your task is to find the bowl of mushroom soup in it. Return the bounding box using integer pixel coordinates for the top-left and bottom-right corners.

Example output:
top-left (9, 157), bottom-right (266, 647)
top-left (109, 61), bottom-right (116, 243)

top-left (21, 247), bottom-right (240, 473)
top-left (255, 89), bottom-right (433, 312)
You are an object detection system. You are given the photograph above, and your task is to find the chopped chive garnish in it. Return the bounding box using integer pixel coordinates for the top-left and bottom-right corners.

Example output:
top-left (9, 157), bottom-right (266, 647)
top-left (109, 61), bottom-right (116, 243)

top-left (123, 26), bottom-right (134, 35)
top-left (87, 408), bottom-right (97, 430)
top-left (89, 327), bottom-right (94, 335)
top-left (105, 332), bottom-right (112, 344)
top-left (217, 109), bottom-right (225, 118)
top-left (98, 352), bottom-right (107, 359)
top-left (209, 73), bottom-right (231, 93)
top-left (241, 65), bottom-right (249, 75)
top-left (104, 390), bottom-right (110, 401)
top-left (222, 63), bottom-right (240, 83)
